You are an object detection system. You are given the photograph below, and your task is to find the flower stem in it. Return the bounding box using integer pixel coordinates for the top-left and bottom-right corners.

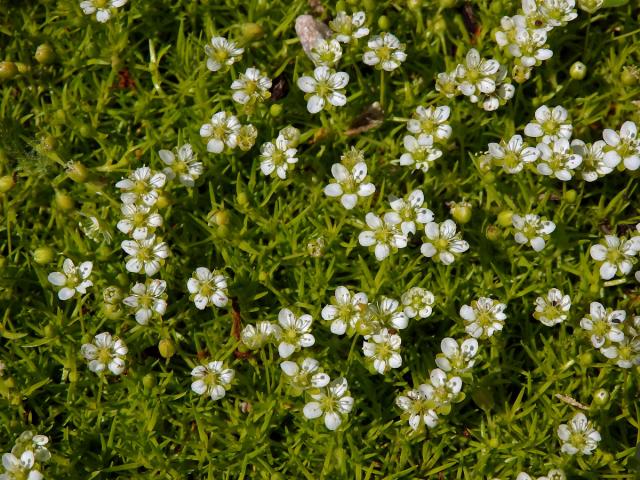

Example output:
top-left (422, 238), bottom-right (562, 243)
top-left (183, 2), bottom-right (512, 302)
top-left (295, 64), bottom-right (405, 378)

top-left (380, 70), bottom-right (386, 109)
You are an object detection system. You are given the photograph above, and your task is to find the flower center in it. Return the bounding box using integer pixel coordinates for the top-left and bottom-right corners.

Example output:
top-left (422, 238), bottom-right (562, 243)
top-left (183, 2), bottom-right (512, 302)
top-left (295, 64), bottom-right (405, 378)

top-left (435, 238), bottom-right (449, 250)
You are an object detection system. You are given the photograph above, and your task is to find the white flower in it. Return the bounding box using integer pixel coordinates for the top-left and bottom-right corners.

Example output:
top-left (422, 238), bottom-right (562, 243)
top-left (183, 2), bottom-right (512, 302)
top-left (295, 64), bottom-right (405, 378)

top-left (524, 105), bottom-right (573, 144)
top-left (80, 0), bottom-right (127, 23)
top-left (589, 235), bottom-right (638, 280)
top-left (454, 49), bottom-right (501, 100)
top-left (480, 67), bottom-right (515, 111)
top-left (237, 124), bottom-right (258, 151)
top-left (401, 287), bottom-right (435, 319)
top-left (533, 288), bottom-right (571, 326)
top-left (47, 258), bottom-right (93, 301)
top-left (364, 297), bottom-right (408, 332)
top-left (395, 384), bottom-right (440, 430)
top-left (487, 134), bottom-right (539, 173)
top-left (536, 138), bottom-right (582, 180)
top-left (321, 286), bottom-right (368, 335)
top-left (159, 144), bottom-right (203, 187)
top-left (601, 336), bottom-right (640, 369)
top-left (187, 267), bottom-right (229, 310)
top-left (387, 190), bottom-right (433, 237)
top-left (407, 105), bottom-right (452, 142)
top-left (121, 235), bottom-right (169, 276)
top-left (280, 357), bottom-right (330, 391)
top-left (512, 213), bottom-right (556, 251)
top-left (460, 297), bottom-right (507, 339)
top-left (115, 166), bottom-right (166, 206)
top-left (329, 11), bottom-right (369, 43)
top-left (0, 450), bottom-right (42, 480)
top-left (204, 36), bottom-right (244, 72)
top-left (230, 67), bottom-right (272, 106)
top-left (602, 121), bottom-right (640, 170)
top-left (117, 203), bottom-right (163, 240)
top-left (191, 361), bottom-right (235, 401)
top-left (435, 71), bottom-right (458, 98)
top-left (259, 135), bottom-right (299, 179)
top-left (362, 32), bottom-right (407, 71)
top-left (297, 66), bottom-right (349, 114)
top-left (579, 302), bottom-right (625, 349)
top-left (79, 214), bottom-right (112, 244)
top-left (276, 308), bottom-right (315, 358)
top-left (123, 279), bottom-right (167, 325)
top-left (557, 412), bottom-right (601, 455)
top-left (200, 111), bottom-right (241, 153)
top-left (362, 328), bottom-right (402, 374)
top-left (358, 212), bottom-right (408, 261)
top-left (508, 27), bottom-right (553, 67)
top-left (435, 337), bottom-right (479, 373)
top-left (420, 219), bottom-right (469, 265)
top-left (241, 321), bottom-right (279, 350)
top-left (81, 332), bottom-right (127, 375)
top-left (571, 139), bottom-right (618, 181)
top-left (324, 160), bottom-right (375, 210)
top-left (11, 431), bottom-right (51, 464)
top-left (309, 38), bottom-right (343, 67)
top-left (538, 0), bottom-right (578, 28)
top-left (303, 377), bottom-right (354, 430)
top-left (398, 134), bottom-right (443, 172)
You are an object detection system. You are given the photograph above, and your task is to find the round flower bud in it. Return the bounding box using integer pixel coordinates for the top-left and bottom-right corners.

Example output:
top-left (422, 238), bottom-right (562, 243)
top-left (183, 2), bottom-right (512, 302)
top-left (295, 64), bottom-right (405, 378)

top-left (33, 246), bottom-right (55, 265)
top-left (578, 351), bottom-right (593, 367)
top-left (451, 201), bottom-right (472, 224)
top-left (592, 388), bottom-right (609, 406)
top-left (15, 63), bottom-right (30, 74)
top-left (569, 61), bottom-right (587, 80)
top-left (482, 172), bottom-right (496, 184)
top-left (577, 0), bottom-right (603, 14)
top-left (54, 191), bottom-right (75, 211)
top-left (241, 22), bottom-right (264, 41)
top-left (103, 303), bottom-right (123, 320)
top-left (377, 16), bottom-right (390, 30)
top-left (208, 209), bottom-right (231, 227)
top-left (485, 225), bottom-right (500, 241)
top-left (115, 273), bottom-right (129, 288)
top-left (407, 0), bottom-right (422, 9)
top-left (236, 191), bottom-right (249, 206)
top-left (41, 135), bottom-right (57, 152)
top-left (497, 210), bottom-right (513, 227)
top-left (269, 103), bottom-right (283, 117)
top-left (44, 324), bottom-right (56, 338)
top-left (142, 373), bottom-right (156, 390)
top-left (158, 339), bottom-right (176, 358)
top-left (66, 161), bottom-right (88, 183)
top-left (103, 286), bottom-right (123, 305)
top-left (34, 43), bottom-right (56, 65)
top-left (621, 67), bottom-right (638, 86)
top-left (431, 16), bottom-right (447, 35)
top-left (563, 189), bottom-right (577, 203)
top-left (156, 193), bottom-right (171, 209)
top-left (0, 175), bottom-right (15, 193)
top-left (0, 61), bottom-right (18, 80)
top-left (78, 124), bottom-right (94, 138)
top-left (68, 370), bottom-right (78, 383)
top-left (96, 245), bottom-right (111, 262)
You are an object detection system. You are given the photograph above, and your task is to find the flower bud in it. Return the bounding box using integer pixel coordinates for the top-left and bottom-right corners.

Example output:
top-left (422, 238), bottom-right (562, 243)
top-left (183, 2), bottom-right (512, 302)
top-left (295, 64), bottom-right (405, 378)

top-left (142, 373), bottom-right (156, 390)
top-left (497, 210), bottom-right (513, 227)
top-left (485, 225), bottom-right (500, 241)
top-left (241, 23), bottom-right (264, 42)
top-left (44, 324), bottom-right (56, 338)
top-left (103, 303), bottom-right (123, 320)
top-left (34, 43), bottom-right (56, 65)
top-left (33, 246), bottom-right (55, 265)
top-left (592, 388), bottom-right (609, 406)
top-left (236, 191), bottom-right (249, 206)
top-left (621, 66), bottom-right (639, 86)
top-left (563, 189), bottom-right (577, 203)
top-left (54, 191), bottom-right (75, 211)
top-left (450, 201), bottom-right (472, 224)
top-left (578, 351), bottom-right (593, 367)
top-left (208, 209), bottom-right (230, 227)
top-left (0, 175), bottom-right (15, 193)
top-left (103, 286), bottom-right (123, 305)
top-left (41, 135), bottom-right (57, 152)
top-left (159, 339), bottom-right (176, 358)
top-left (156, 193), bottom-right (171, 209)
top-left (377, 16), bottom-right (390, 30)
top-left (115, 273), bottom-right (129, 288)
top-left (15, 63), bottom-right (30, 74)
top-left (569, 61), bottom-right (587, 80)
top-left (0, 61), bottom-right (18, 80)
top-left (269, 103), bottom-right (283, 117)
top-left (577, 0), bottom-right (603, 13)
top-left (66, 161), bottom-right (88, 183)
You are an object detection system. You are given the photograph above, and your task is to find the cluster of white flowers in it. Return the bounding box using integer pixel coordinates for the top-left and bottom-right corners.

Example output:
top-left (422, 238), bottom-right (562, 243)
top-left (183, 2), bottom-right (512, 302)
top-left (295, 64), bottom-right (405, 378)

top-left (436, 49), bottom-right (514, 111)
top-left (259, 126), bottom-right (300, 180)
top-left (579, 302), bottom-right (640, 369)
top-left (396, 105), bottom-right (450, 173)
top-left (0, 431), bottom-right (51, 480)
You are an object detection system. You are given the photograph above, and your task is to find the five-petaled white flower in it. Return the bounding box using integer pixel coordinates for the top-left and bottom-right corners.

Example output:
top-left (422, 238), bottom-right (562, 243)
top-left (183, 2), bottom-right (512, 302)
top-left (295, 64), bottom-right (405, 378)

top-left (259, 135), bottom-right (299, 179)
top-left (121, 235), bottom-right (169, 276)
top-left (362, 328), bottom-right (402, 374)
top-left (395, 384), bottom-right (440, 430)
top-left (280, 357), bottom-right (330, 392)
top-left (123, 279), bottom-right (167, 325)
top-left (362, 32), bottom-right (407, 71)
top-left (187, 267), bottom-right (229, 310)
top-left (401, 287), bottom-right (435, 319)
top-left (117, 203), bottom-right (163, 240)
top-left (303, 377), bottom-right (354, 430)
top-left (241, 321), bottom-right (279, 350)
top-left (364, 297), bottom-right (409, 332)
top-left (230, 67), bottom-right (272, 106)
top-left (200, 111), bottom-right (241, 153)
top-left (420, 219), bottom-right (469, 265)
top-left (508, 27), bottom-right (553, 67)
top-left (602, 121), bottom-right (640, 171)
top-left (358, 212), bottom-right (408, 261)
top-left (321, 286), bottom-right (368, 335)
top-left (47, 258), bottom-right (93, 301)
top-left (589, 234), bottom-right (638, 280)
top-left (533, 288), bottom-right (571, 326)
top-left (536, 138), bottom-right (582, 181)
top-left (557, 412), bottom-right (601, 455)
top-left (398, 134), bottom-right (443, 172)
top-left (407, 105), bottom-right (452, 142)
top-left (524, 105), bottom-right (573, 144)
top-left (512, 213), bottom-right (556, 251)
top-left (571, 139), bottom-right (618, 182)
top-left (276, 308), bottom-right (315, 358)
top-left (324, 159), bottom-right (375, 210)
top-left (435, 337), bottom-right (479, 373)
top-left (579, 302), bottom-right (625, 349)
top-left (11, 431), bottom-right (51, 464)
top-left (80, 0), bottom-right (127, 23)
top-left (0, 450), bottom-right (43, 480)
top-left (536, 0), bottom-right (578, 28)
top-left (81, 332), bottom-right (128, 375)
top-left (204, 36), bottom-right (244, 72)
top-left (116, 166), bottom-right (166, 206)
top-left (159, 144), bottom-right (203, 187)
top-left (460, 297), bottom-right (507, 339)
top-left (329, 11), bottom-right (369, 43)
top-left (487, 134), bottom-right (539, 174)
top-left (191, 361), bottom-right (235, 401)
top-left (454, 49), bottom-right (501, 100)
top-left (297, 66), bottom-right (349, 114)
top-left (309, 39), bottom-right (343, 67)
top-left (389, 189), bottom-right (434, 236)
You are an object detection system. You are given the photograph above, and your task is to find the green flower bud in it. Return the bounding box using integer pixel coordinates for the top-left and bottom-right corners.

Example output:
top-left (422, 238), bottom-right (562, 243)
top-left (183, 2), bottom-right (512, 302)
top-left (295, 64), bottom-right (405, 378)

top-left (236, 191), bottom-right (249, 206)
top-left (66, 161), bottom-right (88, 183)
top-left (450, 201), bottom-right (472, 224)
top-left (103, 303), bottom-right (123, 320)
top-left (592, 388), bottom-right (609, 406)
top-left (497, 210), bottom-right (513, 227)
top-left (208, 209), bottom-right (230, 227)
top-left (54, 191), bottom-right (75, 211)
top-left (269, 103), bottom-right (283, 117)
top-left (156, 193), bottom-right (171, 209)
top-left (377, 16), bottom-right (390, 30)
top-left (115, 273), bottom-right (129, 288)
top-left (485, 225), bottom-right (500, 241)
top-left (33, 246), bottom-right (55, 265)
top-left (142, 373), bottom-right (156, 390)
top-left (569, 61), bottom-right (587, 80)
top-left (579, 351), bottom-right (594, 367)
top-left (15, 63), bottom-right (30, 74)
top-left (621, 66), bottom-right (638, 86)
top-left (577, 0), bottom-right (603, 13)
top-left (0, 61), bottom-right (18, 80)
top-left (0, 175), bottom-right (15, 193)
top-left (41, 135), bottom-right (57, 152)
top-left (563, 189), bottom-right (577, 203)
top-left (44, 324), bottom-right (56, 338)
top-left (159, 339), bottom-right (176, 358)
top-left (34, 43), bottom-right (56, 65)
top-left (241, 23), bottom-right (264, 42)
